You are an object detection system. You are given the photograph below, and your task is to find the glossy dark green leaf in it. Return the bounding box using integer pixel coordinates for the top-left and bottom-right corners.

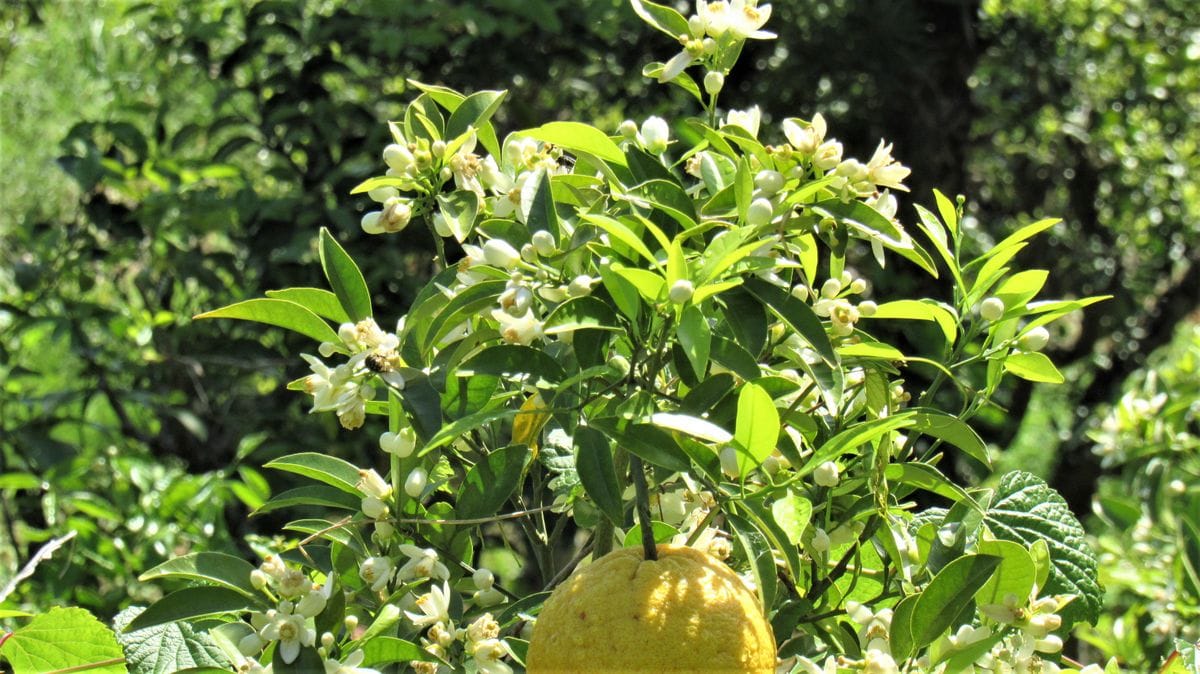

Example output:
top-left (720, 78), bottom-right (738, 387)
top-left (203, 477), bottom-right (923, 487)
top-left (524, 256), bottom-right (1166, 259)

top-left (591, 418), bottom-right (691, 474)
top-left (253, 485), bottom-right (362, 515)
top-left (318, 227), bottom-right (372, 322)
top-left (910, 554), bottom-right (1001, 647)
top-left (445, 89), bottom-right (507, 140)
top-left (457, 344), bottom-right (566, 387)
top-left (575, 427), bottom-right (624, 526)
top-left (138, 552), bottom-right (257, 597)
top-left (263, 452), bottom-right (362, 495)
top-left (744, 278), bottom-right (837, 367)
top-left (456, 444), bottom-right (531, 520)
top-left (126, 588), bottom-right (258, 632)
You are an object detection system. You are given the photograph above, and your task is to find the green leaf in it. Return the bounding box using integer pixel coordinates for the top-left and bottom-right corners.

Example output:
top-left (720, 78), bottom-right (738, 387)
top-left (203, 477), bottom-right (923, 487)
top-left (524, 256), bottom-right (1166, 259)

top-left (911, 554), bottom-right (1001, 647)
top-left (889, 594), bottom-right (919, 661)
top-left (264, 452), bottom-right (362, 495)
top-left (743, 278), bottom-right (837, 367)
top-left (994, 269), bottom-right (1049, 309)
top-left (771, 491), bottom-right (813, 546)
top-left (909, 410), bottom-right (991, 467)
top-left (544, 296), bottom-right (621, 335)
top-left (869, 299), bottom-right (957, 344)
top-left (611, 264), bottom-right (666, 304)
top-left (524, 122), bottom-right (626, 167)
top-left (734, 382), bottom-right (780, 474)
top-left (982, 219), bottom-right (1060, 263)
top-left (885, 462), bottom-right (974, 505)
top-left (581, 214), bottom-right (661, 268)
top-left (253, 485), bottom-right (362, 515)
top-left (126, 588), bottom-right (256, 632)
top-left (676, 305), bottom-right (711, 379)
top-left (138, 552), bottom-right (257, 598)
top-left (622, 522), bottom-right (678, 548)
top-left (983, 471), bottom-right (1102, 627)
top-left (457, 345), bottom-right (566, 387)
top-left (194, 299), bottom-right (338, 344)
top-left (359, 638), bottom-right (437, 667)
top-left (445, 89), bottom-right (507, 140)
top-left (318, 227), bottom-right (372, 322)
top-left (629, 0), bottom-right (691, 38)
top-left (419, 408), bottom-right (518, 455)
top-left (802, 414), bottom-right (916, 477)
top-left (435, 191), bottom-right (479, 242)
top-left (113, 607), bottom-right (229, 674)
top-left (974, 539), bottom-right (1036, 607)
top-left (1002, 351), bottom-right (1064, 384)
top-left (524, 169), bottom-right (560, 237)
top-left (264, 288), bottom-right (351, 323)
top-left (649, 413), bottom-right (731, 444)
top-left (591, 419), bottom-right (692, 474)
top-left (456, 444), bottom-right (530, 520)
top-left (575, 427), bottom-right (624, 526)
top-left (2, 607), bottom-right (126, 674)
top-left (933, 189), bottom-right (959, 237)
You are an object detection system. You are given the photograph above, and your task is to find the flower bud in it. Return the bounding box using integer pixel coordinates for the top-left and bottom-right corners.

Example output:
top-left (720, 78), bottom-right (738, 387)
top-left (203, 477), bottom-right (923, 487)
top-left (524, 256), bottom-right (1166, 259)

top-left (980, 297), bottom-right (1005, 321)
top-left (520, 243), bottom-right (537, 263)
top-left (321, 632), bottom-right (335, 650)
top-left (381, 198), bottom-right (413, 233)
top-left (404, 467), bottom-right (428, 498)
top-left (858, 300), bottom-right (877, 317)
top-left (380, 428), bottom-right (417, 458)
top-left (618, 119), bottom-right (639, 140)
top-left (1019, 326), bottom-right (1050, 352)
top-left (719, 446), bottom-right (740, 478)
top-left (821, 278), bottom-right (842, 299)
top-left (238, 632), bottom-right (265, 656)
top-left (430, 140), bottom-right (446, 157)
top-left (687, 15), bottom-right (705, 38)
top-left (849, 278), bottom-right (868, 294)
top-left (1169, 479), bottom-right (1187, 494)
top-left (791, 284), bottom-right (810, 302)
top-left (483, 239), bottom-right (521, 269)
top-left (754, 170), bottom-right (785, 196)
top-left (639, 116), bottom-right (670, 154)
top-left (361, 211), bottom-right (384, 235)
top-left (703, 71), bottom-right (725, 95)
top-left (568, 275), bottom-right (596, 297)
top-left (746, 197), bottom-right (774, 226)
top-left (344, 614), bottom-right (359, 632)
top-left (810, 528), bottom-right (830, 553)
top-left (814, 461), bottom-right (840, 487)
top-left (531, 230), bottom-right (557, 256)
top-left (473, 567), bottom-right (495, 590)
top-left (669, 279), bottom-right (695, 304)
top-left (383, 144), bottom-right (414, 173)
top-left (250, 569), bottom-right (268, 590)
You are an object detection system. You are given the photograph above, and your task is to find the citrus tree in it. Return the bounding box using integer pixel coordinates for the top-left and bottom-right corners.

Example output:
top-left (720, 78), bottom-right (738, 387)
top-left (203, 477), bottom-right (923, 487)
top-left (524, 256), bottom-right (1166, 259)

top-left (1, 1), bottom-right (1118, 672)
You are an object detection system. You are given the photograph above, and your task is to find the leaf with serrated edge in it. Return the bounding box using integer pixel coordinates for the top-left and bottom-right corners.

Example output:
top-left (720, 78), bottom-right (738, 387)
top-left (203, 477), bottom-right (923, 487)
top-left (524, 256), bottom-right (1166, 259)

top-left (983, 471), bottom-right (1102, 627)
top-left (3, 607), bottom-right (126, 674)
top-left (113, 607), bottom-right (229, 674)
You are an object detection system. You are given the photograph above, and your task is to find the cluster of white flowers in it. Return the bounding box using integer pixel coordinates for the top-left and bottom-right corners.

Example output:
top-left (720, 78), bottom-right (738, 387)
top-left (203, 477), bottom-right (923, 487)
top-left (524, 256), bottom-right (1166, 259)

top-left (302, 317), bottom-right (409, 429)
top-left (241, 555), bottom-right (334, 666)
top-left (655, 0), bottom-right (774, 85)
top-left (408, 577), bottom-right (514, 674)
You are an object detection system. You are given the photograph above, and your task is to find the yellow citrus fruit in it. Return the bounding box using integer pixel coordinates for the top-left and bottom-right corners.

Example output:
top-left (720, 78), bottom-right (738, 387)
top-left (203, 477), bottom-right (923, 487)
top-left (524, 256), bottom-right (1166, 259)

top-left (525, 544), bottom-right (776, 673)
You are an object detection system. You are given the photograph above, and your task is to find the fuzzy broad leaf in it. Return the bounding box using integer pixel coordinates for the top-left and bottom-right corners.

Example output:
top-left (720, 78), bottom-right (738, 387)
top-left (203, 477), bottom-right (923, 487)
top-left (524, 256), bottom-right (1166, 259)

top-left (113, 607), bottom-right (229, 674)
top-left (982, 471), bottom-right (1102, 627)
top-left (1, 607), bottom-right (126, 674)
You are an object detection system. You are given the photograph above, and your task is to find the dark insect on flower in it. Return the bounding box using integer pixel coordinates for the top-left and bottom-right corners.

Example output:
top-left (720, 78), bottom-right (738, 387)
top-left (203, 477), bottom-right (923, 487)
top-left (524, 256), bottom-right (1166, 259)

top-left (364, 353), bottom-right (394, 373)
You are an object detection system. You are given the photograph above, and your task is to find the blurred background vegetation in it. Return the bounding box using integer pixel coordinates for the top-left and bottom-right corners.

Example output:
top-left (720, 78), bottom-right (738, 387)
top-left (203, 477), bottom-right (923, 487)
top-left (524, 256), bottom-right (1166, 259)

top-left (1, 0), bottom-right (1196, 666)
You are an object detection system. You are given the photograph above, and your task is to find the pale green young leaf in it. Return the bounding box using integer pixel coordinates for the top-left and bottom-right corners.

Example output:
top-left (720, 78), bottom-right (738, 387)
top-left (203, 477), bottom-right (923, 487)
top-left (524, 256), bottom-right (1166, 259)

top-left (994, 269), bottom-right (1049, 309)
top-left (360, 638), bottom-right (438, 667)
top-left (349, 175), bottom-right (419, 195)
top-left (933, 189), bottom-right (959, 238)
top-left (885, 462), bottom-right (974, 505)
top-left (581, 213), bottom-right (661, 268)
top-left (113, 607), bottom-right (229, 674)
top-left (263, 452), bottom-right (362, 495)
top-left (801, 414), bottom-right (917, 477)
top-left (405, 80), bottom-right (465, 111)
top-left (252, 485), bottom-right (362, 515)
top-left (318, 227), bottom-right (372, 322)
top-left (611, 264), bottom-right (666, 304)
top-left (522, 169), bottom-right (560, 237)
top-left (981, 218), bottom-right (1060, 263)
top-left (264, 288), bottom-right (350, 324)
top-left (629, 0), bottom-right (691, 40)
top-left (974, 539), bottom-right (1036, 607)
top-left (194, 299), bottom-right (339, 344)
top-left (1003, 352), bottom-right (1065, 384)
top-left (733, 382), bottom-right (780, 474)
top-left (435, 191), bottom-right (479, 243)
top-left (524, 121), bottom-right (626, 167)
top-left (837, 341), bottom-right (906, 361)
top-left (908, 409), bottom-right (991, 467)
top-left (770, 491), bottom-right (813, 546)
top-left (676, 304), bottom-right (711, 379)
top-left (868, 299), bottom-right (958, 344)
top-left (2, 608), bottom-right (126, 674)
top-left (445, 89), bottom-right (507, 140)
top-left (138, 552), bottom-right (257, 598)
top-left (914, 204), bottom-right (964, 290)
top-left (650, 413), bottom-right (731, 444)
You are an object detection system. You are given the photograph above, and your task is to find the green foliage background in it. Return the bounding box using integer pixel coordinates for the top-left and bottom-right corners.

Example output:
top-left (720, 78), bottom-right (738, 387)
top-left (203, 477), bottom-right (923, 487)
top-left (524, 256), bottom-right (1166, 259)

top-left (1, 0), bottom-right (1196, 662)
